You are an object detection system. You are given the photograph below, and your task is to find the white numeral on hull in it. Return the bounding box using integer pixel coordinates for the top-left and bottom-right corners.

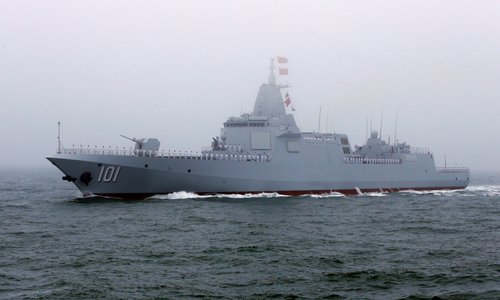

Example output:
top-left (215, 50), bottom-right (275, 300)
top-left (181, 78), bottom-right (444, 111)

top-left (97, 166), bottom-right (121, 183)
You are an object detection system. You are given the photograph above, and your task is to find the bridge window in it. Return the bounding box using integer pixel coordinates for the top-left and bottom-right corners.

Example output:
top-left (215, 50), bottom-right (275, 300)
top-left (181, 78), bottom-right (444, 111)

top-left (225, 122), bottom-right (250, 127)
top-left (249, 122), bottom-right (265, 127)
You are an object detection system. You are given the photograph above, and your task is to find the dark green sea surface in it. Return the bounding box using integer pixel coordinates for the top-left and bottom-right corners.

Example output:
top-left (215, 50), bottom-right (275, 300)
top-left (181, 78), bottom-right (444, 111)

top-left (1, 169), bottom-right (499, 299)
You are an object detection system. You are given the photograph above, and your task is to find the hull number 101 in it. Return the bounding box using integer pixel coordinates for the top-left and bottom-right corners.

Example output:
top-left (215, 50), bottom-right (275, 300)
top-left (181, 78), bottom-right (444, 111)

top-left (97, 166), bottom-right (121, 183)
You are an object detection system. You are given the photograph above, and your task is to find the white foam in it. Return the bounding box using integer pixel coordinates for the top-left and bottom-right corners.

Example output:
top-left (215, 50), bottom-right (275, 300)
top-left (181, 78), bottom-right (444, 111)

top-left (307, 192), bottom-right (346, 198)
top-left (79, 192), bottom-right (121, 200)
top-left (395, 186), bottom-right (500, 197)
top-left (358, 192), bottom-right (388, 197)
top-left (82, 191), bottom-right (95, 197)
top-left (125, 185), bottom-right (500, 200)
top-left (397, 189), bottom-right (460, 196)
top-left (151, 191), bottom-right (210, 200)
top-left (465, 185), bottom-right (500, 197)
top-left (150, 191), bottom-right (289, 200)
top-left (215, 192), bottom-right (289, 199)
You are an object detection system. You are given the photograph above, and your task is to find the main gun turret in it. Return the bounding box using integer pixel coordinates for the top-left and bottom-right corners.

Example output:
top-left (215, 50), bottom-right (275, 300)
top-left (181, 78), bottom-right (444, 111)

top-left (121, 134), bottom-right (160, 156)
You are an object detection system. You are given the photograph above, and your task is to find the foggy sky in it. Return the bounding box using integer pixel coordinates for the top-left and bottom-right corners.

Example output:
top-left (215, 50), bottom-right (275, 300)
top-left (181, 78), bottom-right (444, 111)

top-left (1, 0), bottom-right (499, 172)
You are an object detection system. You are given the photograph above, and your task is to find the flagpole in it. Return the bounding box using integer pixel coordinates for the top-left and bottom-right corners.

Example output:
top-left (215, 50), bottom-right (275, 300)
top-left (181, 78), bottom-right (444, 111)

top-left (57, 121), bottom-right (61, 154)
top-left (379, 105), bottom-right (384, 140)
top-left (394, 107), bottom-right (399, 145)
top-left (325, 111), bottom-right (329, 133)
top-left (268, 58), bottom-right (276, 85)
top-left (366, 118), bottom-right (369, 142)
top-left (317, 107), bottom-right (322, 133)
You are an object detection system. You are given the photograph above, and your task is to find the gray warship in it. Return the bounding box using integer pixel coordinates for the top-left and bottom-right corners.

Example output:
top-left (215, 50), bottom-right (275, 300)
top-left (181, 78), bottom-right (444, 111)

top-left (47, 60), bottom-right (470, 199)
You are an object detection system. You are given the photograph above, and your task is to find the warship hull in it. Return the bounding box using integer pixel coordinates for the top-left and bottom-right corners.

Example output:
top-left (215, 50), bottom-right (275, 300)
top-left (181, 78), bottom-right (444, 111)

top-left (48, 151), bottom-right (469, 199)
top-left (48, 59), bottom-right (469, 198)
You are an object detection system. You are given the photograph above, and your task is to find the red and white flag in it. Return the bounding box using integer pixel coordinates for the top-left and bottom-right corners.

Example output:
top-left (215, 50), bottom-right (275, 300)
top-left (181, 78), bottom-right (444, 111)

top-left (277, 56), bottom-right (288, 64)
top-left (284, 93), bottom-right (297, 111)
top-left (284, 93), bottom-right (292, 107)
top-left (279, 68), bottom-right (288, 75)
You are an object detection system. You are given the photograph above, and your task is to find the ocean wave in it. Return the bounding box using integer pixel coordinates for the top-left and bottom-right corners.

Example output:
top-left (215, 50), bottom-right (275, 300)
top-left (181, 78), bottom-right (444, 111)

top-left (80, 193), bottom-right (122, 200)
top-left (78, 185), bottom-right (500, 201)
top-left (397, 189), bottom-right (462, 196)
top-left (465, 185), bottom-right (500, 197)
top-left (150, 191), bottom-right (289, 200)
top-left (307, 192), bottom-right (346, 199)
top-left (358, 192), bottom-right (388, 197)
top-left (154, 191), bottom-right (350, 200)
top-left (393, 185), bottom-right (500, 198)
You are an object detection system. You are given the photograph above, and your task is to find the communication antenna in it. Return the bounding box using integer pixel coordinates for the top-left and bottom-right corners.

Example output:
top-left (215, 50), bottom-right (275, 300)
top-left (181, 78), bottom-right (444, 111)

top-left (365, 118), bottom-right (368, 142)
top-left (394, 108), bottom-right (399, 145)
top-left (57, 121), bottom-right (61, 154)
top-left (317, 106), bottom-right (322, 133)
top-left (325, 110), bottom-right (329, 133)
top-left (268, 57), bottom-right (276, 85)
top-left (325, 104), bottom-right (333, 133)
top-left (379, 105), bottom-right (384, 140)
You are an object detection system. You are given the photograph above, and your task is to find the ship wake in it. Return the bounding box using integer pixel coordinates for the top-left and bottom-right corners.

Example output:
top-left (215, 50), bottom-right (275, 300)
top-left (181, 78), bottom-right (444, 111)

top-left (150, 191), bottom-right (290, 200)
top-left (396, 185), bottom-right (500, 197)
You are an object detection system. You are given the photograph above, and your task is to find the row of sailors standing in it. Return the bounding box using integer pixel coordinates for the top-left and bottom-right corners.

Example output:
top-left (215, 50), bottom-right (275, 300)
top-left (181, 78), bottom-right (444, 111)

top-left (161, 150), bottom-right (268, 162)
top-left (344, 157), bottom-right (402, 165)
top-left (206, 152), bottom-right (268, 162)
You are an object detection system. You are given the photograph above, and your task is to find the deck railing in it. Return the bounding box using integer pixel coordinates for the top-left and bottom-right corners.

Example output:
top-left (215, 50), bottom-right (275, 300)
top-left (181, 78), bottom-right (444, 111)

top-left (343, 157), bottom-right (402, 165)
top-left (59, 147), bottom-right (270, 162)
top-left (394, 147), bottom-right (431, 154)
top-left (436, 167), bottom-right (470, 174)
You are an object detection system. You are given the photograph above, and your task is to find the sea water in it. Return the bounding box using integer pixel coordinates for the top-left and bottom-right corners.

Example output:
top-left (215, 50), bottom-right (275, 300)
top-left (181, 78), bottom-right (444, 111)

top-left (1, 168), bottom-right (499, 299)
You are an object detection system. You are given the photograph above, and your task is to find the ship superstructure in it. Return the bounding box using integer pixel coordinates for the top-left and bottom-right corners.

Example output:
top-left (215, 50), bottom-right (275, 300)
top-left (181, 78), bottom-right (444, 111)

top-left (47, 60), bottom-right (470, 199)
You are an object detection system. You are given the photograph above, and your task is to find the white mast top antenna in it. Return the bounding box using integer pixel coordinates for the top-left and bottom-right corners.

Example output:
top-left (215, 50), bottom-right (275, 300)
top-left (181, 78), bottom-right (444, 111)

top-left (268, 58), bottom-right (276, 85)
